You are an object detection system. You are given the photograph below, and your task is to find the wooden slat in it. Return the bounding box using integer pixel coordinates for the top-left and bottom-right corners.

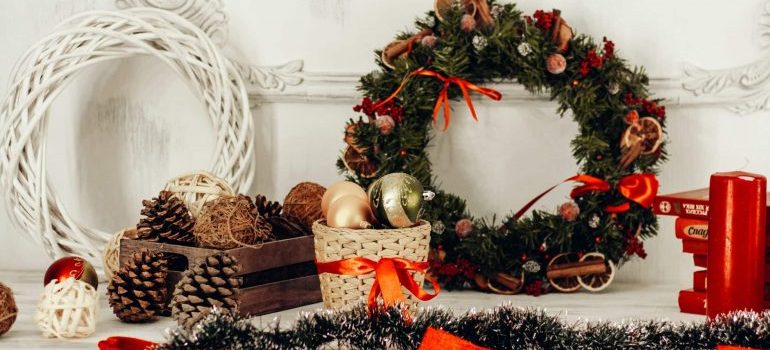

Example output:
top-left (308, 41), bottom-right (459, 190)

top-left (226, 236), bottom-right (315, 272)
top-left (239, 275), bottom-right (322, 316)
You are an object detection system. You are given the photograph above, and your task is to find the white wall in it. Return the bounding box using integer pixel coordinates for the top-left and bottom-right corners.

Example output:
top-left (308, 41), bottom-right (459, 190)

top-left (1, 0), bottom-right (769, 286)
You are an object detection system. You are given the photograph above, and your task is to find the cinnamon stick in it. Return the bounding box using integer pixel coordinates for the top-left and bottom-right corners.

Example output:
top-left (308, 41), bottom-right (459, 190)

top-left (546, 259), bottom-right (606, 279)
top-left (383, 29), bottom-right (433, 63)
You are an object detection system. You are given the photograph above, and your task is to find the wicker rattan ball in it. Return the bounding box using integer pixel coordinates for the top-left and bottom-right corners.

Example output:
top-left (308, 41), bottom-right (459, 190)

top-left (194, 195), bottom-right (271, 249)
top-left (284, 182), bottom-right (326, 229)
top-left (0, 282), bottom-right (17, 337)
top-left (35, 278), bottom-right (98, 339)
top-left (164, 171), bottom-right (235, 218)
top-left (102, 227), bottom-right (138, 282)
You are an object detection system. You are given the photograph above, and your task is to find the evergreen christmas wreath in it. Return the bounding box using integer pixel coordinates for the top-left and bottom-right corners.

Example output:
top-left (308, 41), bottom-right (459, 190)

top-left (336, 1), bottom-right (667, 294)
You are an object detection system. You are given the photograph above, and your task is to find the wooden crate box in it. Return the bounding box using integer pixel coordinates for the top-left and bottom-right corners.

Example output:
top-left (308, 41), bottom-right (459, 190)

top-left (119, 236), bottom-right (322, 316)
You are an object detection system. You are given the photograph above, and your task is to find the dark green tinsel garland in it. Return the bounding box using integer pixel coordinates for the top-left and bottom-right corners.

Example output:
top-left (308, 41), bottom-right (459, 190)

top-left (158, 306), bottom-right (770, 349)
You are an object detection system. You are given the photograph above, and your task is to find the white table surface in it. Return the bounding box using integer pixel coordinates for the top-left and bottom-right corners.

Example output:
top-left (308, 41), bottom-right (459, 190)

top-left (0, 270), bottom-right (704, 349)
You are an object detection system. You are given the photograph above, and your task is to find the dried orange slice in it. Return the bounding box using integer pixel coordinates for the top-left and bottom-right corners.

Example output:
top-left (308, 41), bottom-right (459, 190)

top-left (576, 252), bottom-right (616, 292)
top-left (547, 253), bottom-right (581, 293)
top-left (621, 116), bottom-right (663, 155)
top-left (486, 271), bottom-right (525, 295)
top-left (342, 147), bottom-right (378, 178)
top-left (344, 121), bottom-right (367, 153)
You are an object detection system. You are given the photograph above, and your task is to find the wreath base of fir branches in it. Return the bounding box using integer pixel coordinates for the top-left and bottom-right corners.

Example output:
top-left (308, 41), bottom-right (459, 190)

top-left (158, 306), bottom-right (770, 350)
top-left (337, 1), bottom-right (668, 294)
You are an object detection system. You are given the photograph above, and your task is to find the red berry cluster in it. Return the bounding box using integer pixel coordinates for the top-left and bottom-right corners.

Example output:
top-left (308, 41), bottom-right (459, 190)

top-left (532, 10), bottom-right (554, 31)
top-left (353, 96), bottom-right (405, 123)
top-left (603, 37), bottom-right (615, 59)
top-left (624, 234), bottom-right (647, 259)
top-left (578, 38), bottom-right (615, 77)
top-left (623, 93), bottom-right (666, 118)
top-left (524, 279), bottom-right (544, 296)
top-left (431, 256), bottom-right (477, 281)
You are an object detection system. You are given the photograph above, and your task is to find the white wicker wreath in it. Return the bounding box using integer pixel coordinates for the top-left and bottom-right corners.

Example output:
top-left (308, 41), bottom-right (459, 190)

top-left (0, 8), bottom-right (255, 263)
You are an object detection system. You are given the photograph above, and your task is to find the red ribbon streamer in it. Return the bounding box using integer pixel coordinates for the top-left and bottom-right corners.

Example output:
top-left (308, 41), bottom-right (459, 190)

top-left (98, 336), bottom-right (157, 350)
top-left (514, 174), bottom-right (659, 220)
top-left (372, 69), bottom-right (502, 130)
top-left (417, 327), bottom-right (491, 350)
top-left (315, 256), bottom-right (440, 317)
top-left (716, 346), bottom-right (763, 350)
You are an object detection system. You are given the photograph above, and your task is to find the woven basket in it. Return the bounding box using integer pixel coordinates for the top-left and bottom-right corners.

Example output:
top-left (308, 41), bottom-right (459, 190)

top-left (313, 220), bottom-right (431, 311)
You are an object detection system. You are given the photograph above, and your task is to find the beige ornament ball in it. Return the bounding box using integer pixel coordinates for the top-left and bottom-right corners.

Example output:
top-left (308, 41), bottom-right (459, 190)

top-left (102, 227), bottom-right (137, 281)
top-left (326, 195), bottom-right (375, 229)
top-left (321, 181), bottom-right (368, 218)
top-left (283, 182), bottom-right (326, 229)
top-left (0, 282), bottom-right (17, 337)
top-left (35, 278), bottom-right (98, 339)
top-left (546, 53), bottom-right (567, 75)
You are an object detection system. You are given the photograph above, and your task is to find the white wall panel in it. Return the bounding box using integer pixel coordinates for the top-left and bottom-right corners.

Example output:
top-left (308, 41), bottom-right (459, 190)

top-left (1, 0), bottom-right (769, 288)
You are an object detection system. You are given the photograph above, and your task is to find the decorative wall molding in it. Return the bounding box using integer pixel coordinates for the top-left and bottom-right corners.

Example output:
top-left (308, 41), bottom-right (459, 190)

top-left (248, 72), bottom-right (701, 107)
top-left (116, 0), bottom-right (228, 43)
top-left (115, 0), bottom-right (304, 92)
top-left (681, 1), bottom-right (770, 114)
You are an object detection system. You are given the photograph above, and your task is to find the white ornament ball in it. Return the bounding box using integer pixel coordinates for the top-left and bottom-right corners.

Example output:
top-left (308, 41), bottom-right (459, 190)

top-left (35, 279), bottom-right (98, 339)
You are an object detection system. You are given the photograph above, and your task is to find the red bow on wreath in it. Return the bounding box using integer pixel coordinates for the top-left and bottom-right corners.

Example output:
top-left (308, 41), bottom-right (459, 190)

top-left (514, 174), bottom-right (659, 219)
top-left (373, 69), bottom-right (502, 130)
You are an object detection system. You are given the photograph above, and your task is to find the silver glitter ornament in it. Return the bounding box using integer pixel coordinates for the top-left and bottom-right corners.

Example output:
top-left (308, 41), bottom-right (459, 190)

top-left (588, 214), bottom-right (601, 229)
top-left (432, 221), bottom-right (446, 235)
top-left (473, 36), bottom-right (488, 51)
top-left (522, 260), bottom-right (541, 274)
top-left (608, 82), bottom-right (620, 95)
top-left (517, 42), bottom-right (532, 56)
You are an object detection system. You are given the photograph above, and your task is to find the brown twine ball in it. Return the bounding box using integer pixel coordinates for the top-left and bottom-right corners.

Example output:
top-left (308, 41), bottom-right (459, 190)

top-left (0, 282), bottom-right (17, 337)
top-left (283, 182), bottom-right (326, 230)
top-left (194, 195), bottom-right (272, 249)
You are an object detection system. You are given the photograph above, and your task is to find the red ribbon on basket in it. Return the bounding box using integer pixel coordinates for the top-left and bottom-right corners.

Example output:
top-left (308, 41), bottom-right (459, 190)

top-left (372, 69), bottom-right (502, 130)
top-left (417, 327), bottom-right (491, 350)
top-left (315, 256), bottom-right (440, 319)
top-left (513, 174), bottom-right (658, 219)
top-left (716, 346), bottom-right (764, 350)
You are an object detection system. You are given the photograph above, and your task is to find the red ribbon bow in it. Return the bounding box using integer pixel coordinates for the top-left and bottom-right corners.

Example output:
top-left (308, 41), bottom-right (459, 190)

top-left (315, 256), bottom-right (440, 317)
top-left (514, 173), bottom-right (658, 219)
top-left (417, 327), bottom-right (491, 350)
top-left (98, 336), bottom-right (157, 350)
top-left (372, 69), bottom-right (502, 130)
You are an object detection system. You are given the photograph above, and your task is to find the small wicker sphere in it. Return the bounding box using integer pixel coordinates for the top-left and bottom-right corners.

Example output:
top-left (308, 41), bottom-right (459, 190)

top-left (35, 279), bottom-right (98, 338)
top-left (194, 195), bottom-right (271, 249)
top-left (102, 227), bottom-right (137, 281)
top-left (0, 282), bottom-right (17, 337)
top-left (164, 171), bottom-right (235, 218)
top-left (283, 182), bottom-right (326, 230)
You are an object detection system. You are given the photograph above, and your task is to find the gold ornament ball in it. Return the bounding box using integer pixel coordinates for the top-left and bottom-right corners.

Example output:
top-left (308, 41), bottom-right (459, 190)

top-left (43, 256), bottom-right (98, 290)
top-left (368, 173), bottom-right (425, 228)
top-left (326, 195), bottom-right (375, 229)
top-left (321, 181), bottom-right (368, 218)
top-left (283, 182), bottom-right (327, 229)
top-left (0, 282), bottom-right (16, 336)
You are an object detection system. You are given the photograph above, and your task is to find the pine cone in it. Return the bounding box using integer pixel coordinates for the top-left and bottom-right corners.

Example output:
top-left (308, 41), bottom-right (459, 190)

top-left (137, 191), bottom-right (196, 246)
top-left (107, 249), bottom-right (168, 323)
top-left (254, 194), bottom-right (282, 218)
top-left (254, 194), bottom-right (307, 239)
top-left (171, 253), bottom-right (241, 329)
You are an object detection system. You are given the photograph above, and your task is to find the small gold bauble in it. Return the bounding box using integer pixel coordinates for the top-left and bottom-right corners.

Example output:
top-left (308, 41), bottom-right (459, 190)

top-left (326, 195), bottom-right (374, 229)
top-left (321, 181), bottom-right (368, 218)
